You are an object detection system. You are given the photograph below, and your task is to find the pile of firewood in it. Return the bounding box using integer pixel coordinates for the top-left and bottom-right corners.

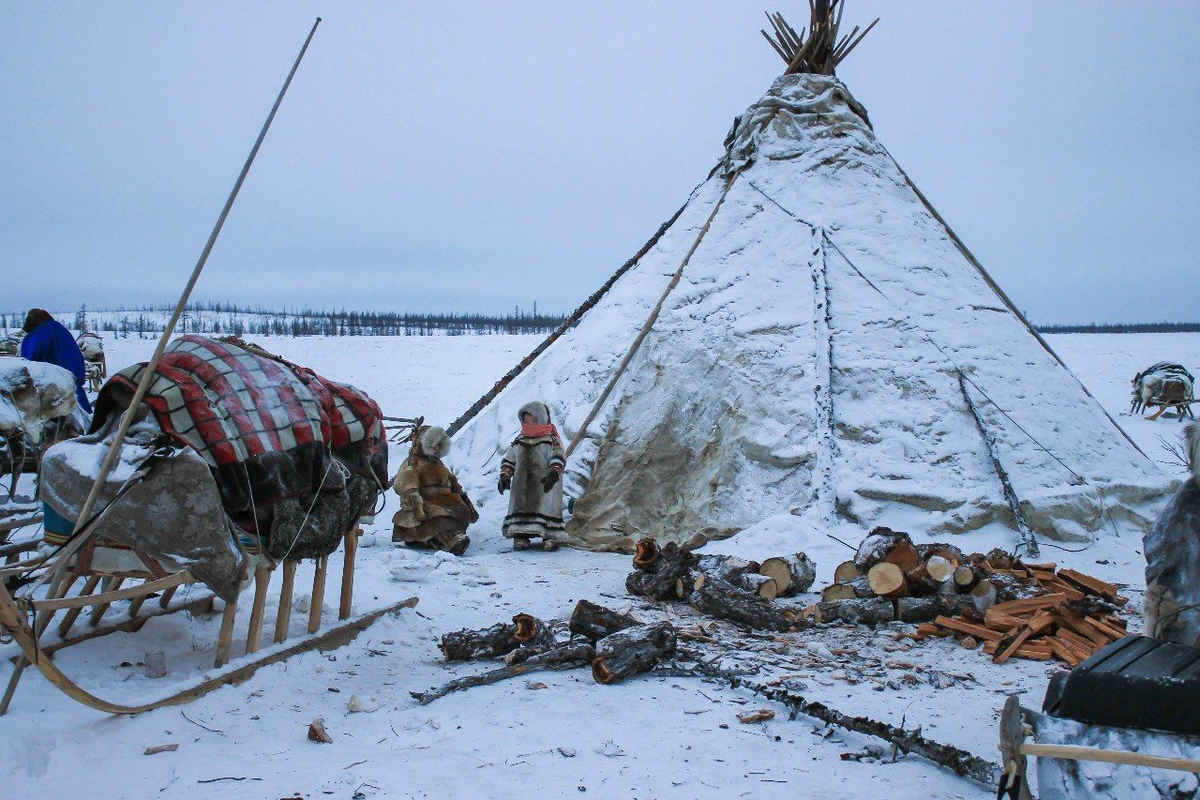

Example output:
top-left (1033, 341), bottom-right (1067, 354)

top-left (625, 538), bottom-right (816, 632)
top-left (823, 527), bottom-right (1130, 664)
top-left (412, 600), bottom-right (678, 704)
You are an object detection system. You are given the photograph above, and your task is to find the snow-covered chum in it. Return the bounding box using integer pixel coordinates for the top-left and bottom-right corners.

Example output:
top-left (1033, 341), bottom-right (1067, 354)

top-left (449, 69), bottom-right (1175, 552)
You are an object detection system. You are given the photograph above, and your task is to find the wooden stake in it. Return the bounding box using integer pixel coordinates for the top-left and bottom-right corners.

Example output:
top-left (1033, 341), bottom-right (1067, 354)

top-left (214, 591), bottom-right (240, 668)
top-left (274, 560), bottom-right (297, 644)
top-left (158, 585), bottom-right (178, 610)
top-left (339, 527), bottom-right (357, 620)
top-left (245, 567), bottom-right (271, 654)
top-left (308, 556), bottom-right (327, 635)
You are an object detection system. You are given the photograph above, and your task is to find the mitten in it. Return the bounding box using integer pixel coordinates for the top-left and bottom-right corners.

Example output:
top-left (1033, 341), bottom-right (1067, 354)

top-left (498, 473), bottom-right (512, 494)
top-left (541, 472), bottom-right (560, 493)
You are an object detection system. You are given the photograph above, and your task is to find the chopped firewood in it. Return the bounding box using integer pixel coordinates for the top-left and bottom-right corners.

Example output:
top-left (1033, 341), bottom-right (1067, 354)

top-left (592, 622), bottom-right (677, 685)
top-left (759, 553), bottom-right (816, 597)
top-left (833, 560), bottom-right (861, 583)
top-left (867, 563), bottom-right (908, 598)
top-left (960, 636), bottom-right (979, 650)
top-left (989, 593), bottom-right (1067, 615)
top-left (985, 548), bottom-right (1013, 570)
top-left (1055, 611), bottom-right (1109, 647)
top-left (632, 537), bottom-right (661, 570)
top-left (568, 600), bottom-right (640, 643)
top-left (690, 574), bottom-right (800, 632)
top-left (914, 622), bottom-right (950, 639)
top-left (308, 718), bottom-right (332, 744)
top-left (905, 561), bottom-right (943, 596)
top-left (626, 541), bottom-right (697, 601)
top-left (814, 598), bottom-right (895, 626)
top-left (1021, 561), bottom-right (1058, 572)
top-left (924, 555), bottom-right (956, 583)
top-left (1052, 623), bottom-right (1096, 652)
top-left (1080, 615), bottom-right (1127, 642)
top-left (895, 594), bottom-right (970, 624)
top-left (144, 743), bottom-right (179, 756)
top-left (982, 640), bottom-right (1053, 661)
top-left (1056, 568), bottom-right (1118, 600)
top-left (932, 615), bottom-right (1003, 642)
top-left (738, 708), bottom-right (775, 724)
top-left (1046, 638), bottom-right (1082, 666)
top-left (1036, 578), bottom-right (1085, 601)
top-left (984, 609), bottom-right (1028, 632)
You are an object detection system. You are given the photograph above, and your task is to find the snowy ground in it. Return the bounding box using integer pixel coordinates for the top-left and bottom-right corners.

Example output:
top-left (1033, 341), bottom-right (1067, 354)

top-left (2, 332), bottom-right (1195, 799)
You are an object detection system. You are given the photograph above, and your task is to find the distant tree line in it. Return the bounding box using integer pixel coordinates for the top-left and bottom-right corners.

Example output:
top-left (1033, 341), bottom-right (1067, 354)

top-left (1037, 321), bottom-right (1200, 334)
top-left (0, 302), bottom-right (566, 338)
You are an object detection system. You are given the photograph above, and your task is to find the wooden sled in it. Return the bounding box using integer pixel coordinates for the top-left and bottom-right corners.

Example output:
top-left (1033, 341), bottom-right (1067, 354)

top-left (1145, 399), bottom-right (1197, 421)
top-left (0, 526), bottom-right (417, 715)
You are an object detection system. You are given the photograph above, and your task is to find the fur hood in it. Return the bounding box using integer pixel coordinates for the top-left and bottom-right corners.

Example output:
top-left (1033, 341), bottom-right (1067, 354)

top-left (418, 426), bottom-right (452, 459)
top-left (518, 401), bottom-right (552, 426)
top-left (1189, 423), bottom-right (1199, 482)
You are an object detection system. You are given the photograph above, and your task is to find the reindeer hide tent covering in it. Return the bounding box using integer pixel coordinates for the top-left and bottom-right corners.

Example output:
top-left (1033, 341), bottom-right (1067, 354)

top-left (40, 336), bottom-right (387, 597)
top-left (450, 73), bottom-right (1174, 553)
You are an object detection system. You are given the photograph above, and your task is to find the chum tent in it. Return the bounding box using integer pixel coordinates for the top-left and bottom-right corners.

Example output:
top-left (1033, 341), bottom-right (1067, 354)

top-left (449, 2), bottom-right (1174, 553)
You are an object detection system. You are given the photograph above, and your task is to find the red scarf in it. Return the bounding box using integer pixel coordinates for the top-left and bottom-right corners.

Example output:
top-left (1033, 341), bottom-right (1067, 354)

top-left (521, 422), bottom-right (560, 443)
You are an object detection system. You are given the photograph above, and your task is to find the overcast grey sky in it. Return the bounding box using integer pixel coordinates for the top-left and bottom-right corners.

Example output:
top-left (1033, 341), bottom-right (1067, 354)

top-left (2, 2), bottom-right (1197, 324)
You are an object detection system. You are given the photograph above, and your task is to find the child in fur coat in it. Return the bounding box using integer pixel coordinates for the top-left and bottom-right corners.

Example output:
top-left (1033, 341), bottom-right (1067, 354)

top-left (498, 401), bottom-right (566, 551)
top-left (392, 425), bottom-right (477, 556)
top-left (1144, 423), bottom-right (1200, 645)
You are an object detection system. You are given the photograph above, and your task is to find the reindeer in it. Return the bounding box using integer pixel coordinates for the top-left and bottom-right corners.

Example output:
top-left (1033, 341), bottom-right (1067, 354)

top-left (1131, 362), bottom-right (1195, 420)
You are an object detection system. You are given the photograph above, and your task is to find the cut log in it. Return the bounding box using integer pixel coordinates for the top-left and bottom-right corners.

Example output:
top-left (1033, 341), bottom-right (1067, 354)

top-left (440, 622), bottom-right (519, 661)
top-left (690, 574), bottom-right (799, 633)
top-left (821, 583), bottom-right (858, 601)
top-left (952, 565), bottom-right (980, 593)
top-left (740, 574), bottom-right (779, 600)
top-left (814, 598), bottom-right (895, 626)
top-left (853, 527), bottom-right (917, 572)
top-left (833, 560), bottom-right (861, 583)
top-left (568, 600), bottom-right (640, 642)
top-left (512, 613), bottom-right (549, 644)
top-left (915, 544), bottom-right (964, 570)
top-left (970, 579), bottom-right (997, 614)
top-left (895, 594), bottom-right (971, 624)
top-left (924, 555), bottom-right (956, 583)
top-left (625, 542), bottom-right (697, 602)
top-left (632, 537), bottom-right (660, 571)
top-left (905, 561), bottom-right (944, 596)
top-left (696, 554), bottom-right (759, 584)
top-left (759, 553), bottom-right (816, 597)
top-left (867, 563), bottom-right (908, 598)
top-left (591, 622), bottom-right (677, 685)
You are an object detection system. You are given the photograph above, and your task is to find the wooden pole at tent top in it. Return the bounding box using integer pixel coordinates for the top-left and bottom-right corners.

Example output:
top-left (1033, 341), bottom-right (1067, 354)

top-left (0, 17), bottom-right (322, 716)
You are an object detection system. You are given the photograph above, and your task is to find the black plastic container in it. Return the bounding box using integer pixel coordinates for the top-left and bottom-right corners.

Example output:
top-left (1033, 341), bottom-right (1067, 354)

top-left (1043, 635), bottom-right (1200, 737)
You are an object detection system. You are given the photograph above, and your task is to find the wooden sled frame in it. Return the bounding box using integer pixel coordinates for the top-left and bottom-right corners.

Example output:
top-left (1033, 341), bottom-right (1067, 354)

top-left (997, 695), bottom-right (1200, 799)
top-left (1144, 398), bottom-right (1197, 421)
top-left (0, 526), bottom-right (414, 715)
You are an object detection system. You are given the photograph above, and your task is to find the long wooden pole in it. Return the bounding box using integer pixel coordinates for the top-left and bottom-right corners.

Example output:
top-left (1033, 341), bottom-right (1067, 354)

top-left (0, 17), bottom-right (322, 716)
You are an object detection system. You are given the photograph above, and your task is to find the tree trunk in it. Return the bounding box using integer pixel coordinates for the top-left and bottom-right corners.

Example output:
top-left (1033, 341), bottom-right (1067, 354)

top-left (568, 600), bottom-right (640, 642)
top-left (759, 553), bottom-right (816, 597)
top-left (690, 574), bottom-right (800, 632)
top-left (625, 541), bottom-right (697, 601)
top-left (592, 622), bottom-right (677, 685)
top-left (413, 641), bottom-right (596, 704)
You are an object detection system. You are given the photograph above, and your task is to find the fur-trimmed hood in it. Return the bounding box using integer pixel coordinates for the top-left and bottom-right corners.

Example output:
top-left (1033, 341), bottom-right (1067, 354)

top-left (518, 401), bottom-right (552, 426)
top-left (417, 426), bottom-right (452, 459)
top-left (1189, 423), bottom-right (1199, 482)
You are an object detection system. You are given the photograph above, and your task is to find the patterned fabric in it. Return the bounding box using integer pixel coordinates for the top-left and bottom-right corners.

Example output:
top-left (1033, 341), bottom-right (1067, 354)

top-left (93, 335), bottom-right (386, 513)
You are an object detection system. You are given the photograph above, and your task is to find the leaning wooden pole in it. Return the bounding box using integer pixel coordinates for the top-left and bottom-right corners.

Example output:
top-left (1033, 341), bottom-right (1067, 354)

top-left (0, 17), bottom-right (322, 716)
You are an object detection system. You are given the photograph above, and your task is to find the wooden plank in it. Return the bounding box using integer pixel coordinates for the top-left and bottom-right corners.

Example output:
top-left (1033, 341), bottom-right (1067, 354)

top-left (1019, 743), bottom-right (1200, 773)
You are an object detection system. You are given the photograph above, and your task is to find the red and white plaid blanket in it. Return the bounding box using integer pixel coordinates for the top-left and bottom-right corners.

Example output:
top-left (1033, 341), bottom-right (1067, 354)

top-left (96, 335), bottom-right (386, 513)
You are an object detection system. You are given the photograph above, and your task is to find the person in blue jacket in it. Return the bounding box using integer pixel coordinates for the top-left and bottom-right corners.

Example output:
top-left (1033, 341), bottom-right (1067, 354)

top-left (19, 308), bottom-right (93, 414)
